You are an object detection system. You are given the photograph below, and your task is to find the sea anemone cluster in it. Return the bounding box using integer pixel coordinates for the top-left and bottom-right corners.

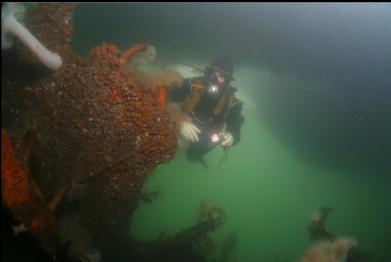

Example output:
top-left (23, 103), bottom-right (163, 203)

top-left (134, 68), bottom-right (183, 90)
top-left (125, 44), bottom-right (184, 90)
top-left (300, 237), bottom-right (358, 262)
top-left (128, 44), bottom-right (156, 65)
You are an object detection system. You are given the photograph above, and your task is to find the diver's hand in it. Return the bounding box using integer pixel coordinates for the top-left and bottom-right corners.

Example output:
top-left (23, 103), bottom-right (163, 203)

top-left (180, 122), bottom-right (201, 143)
top-left (221, 132), bottom-right (233, 148)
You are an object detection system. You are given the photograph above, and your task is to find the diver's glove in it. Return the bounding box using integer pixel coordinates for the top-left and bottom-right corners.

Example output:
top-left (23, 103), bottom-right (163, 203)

top-left (221, 132), bottom-right (233, 148)
top-left (180, 122), bottom-right (201, 143)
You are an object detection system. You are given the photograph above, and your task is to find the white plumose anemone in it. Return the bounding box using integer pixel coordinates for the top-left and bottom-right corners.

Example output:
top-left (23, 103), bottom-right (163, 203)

top-left (2, 3), bottom-right (62, 70)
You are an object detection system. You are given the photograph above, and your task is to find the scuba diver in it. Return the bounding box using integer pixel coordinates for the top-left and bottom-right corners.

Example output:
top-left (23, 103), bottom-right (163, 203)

top-left (307, 206), bottom-right (336, 242)
top-left (168, 57), bottom-right (244, 168)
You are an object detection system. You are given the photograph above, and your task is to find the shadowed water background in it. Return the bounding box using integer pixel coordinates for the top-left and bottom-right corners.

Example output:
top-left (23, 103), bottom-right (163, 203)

top-left (72, 3), bottom-right (391, 261)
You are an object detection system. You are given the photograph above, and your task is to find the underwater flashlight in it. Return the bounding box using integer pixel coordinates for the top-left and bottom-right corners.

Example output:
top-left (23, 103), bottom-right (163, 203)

top-left (210, 133), bottom-right (224, 144)
top-left (208, 84), bottom-right (219, 95)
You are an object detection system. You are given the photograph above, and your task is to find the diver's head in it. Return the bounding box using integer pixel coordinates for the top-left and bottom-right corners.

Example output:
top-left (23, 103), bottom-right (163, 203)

top-left (205, 57), bottom-right (234, 97)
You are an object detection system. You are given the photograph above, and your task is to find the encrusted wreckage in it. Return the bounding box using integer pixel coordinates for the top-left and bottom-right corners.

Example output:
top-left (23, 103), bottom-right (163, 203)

top-left (2, 3), bottom-right (224, 261)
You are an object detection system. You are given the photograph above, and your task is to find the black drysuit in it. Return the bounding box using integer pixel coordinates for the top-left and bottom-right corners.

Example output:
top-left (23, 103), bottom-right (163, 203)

top-left (169, 77), bottom-right (244, 165)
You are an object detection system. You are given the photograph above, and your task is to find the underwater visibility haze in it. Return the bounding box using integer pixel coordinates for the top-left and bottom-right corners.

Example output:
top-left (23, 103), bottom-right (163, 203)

top-left (2, 3), bottom-right (391, 262)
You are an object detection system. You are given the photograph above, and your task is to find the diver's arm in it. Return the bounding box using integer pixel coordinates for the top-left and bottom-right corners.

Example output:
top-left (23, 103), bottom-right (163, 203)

top-left (168, 78), bottom-right (203, 143)
top-left (225, 101), bottom-right (244, 146)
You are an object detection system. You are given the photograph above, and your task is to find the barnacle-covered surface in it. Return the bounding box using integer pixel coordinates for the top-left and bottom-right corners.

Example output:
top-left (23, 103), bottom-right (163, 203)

top-left (2, 2), bottom-right (177, 257)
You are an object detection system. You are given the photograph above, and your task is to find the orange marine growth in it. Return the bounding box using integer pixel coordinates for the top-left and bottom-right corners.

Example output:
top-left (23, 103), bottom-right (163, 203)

top-left (1, 129), bottom-right (31, 207)
top-left (1, 128), bottom-right (56, 234)
top-left (157, 85), bottom-right (169, 110)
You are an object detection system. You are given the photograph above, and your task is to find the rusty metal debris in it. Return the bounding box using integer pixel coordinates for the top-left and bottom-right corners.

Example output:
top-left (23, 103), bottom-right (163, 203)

top-left (1, 3), bottom-right (226, 261)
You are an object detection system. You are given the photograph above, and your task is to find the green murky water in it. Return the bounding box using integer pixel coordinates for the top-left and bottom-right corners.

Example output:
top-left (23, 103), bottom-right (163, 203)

top-left (71, 3), bottom-right (391, 261)
top-left (129, 66), bottom-right (391, 261)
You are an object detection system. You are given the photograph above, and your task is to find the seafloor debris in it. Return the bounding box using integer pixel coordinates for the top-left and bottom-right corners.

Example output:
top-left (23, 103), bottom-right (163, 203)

top-left (198, 200), bottom-right (227, 224)
top-left (128, 206), bottom-right (226, 262)
top-left (2, 2), bottom-right (180, 260)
